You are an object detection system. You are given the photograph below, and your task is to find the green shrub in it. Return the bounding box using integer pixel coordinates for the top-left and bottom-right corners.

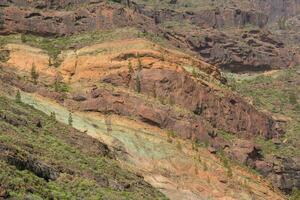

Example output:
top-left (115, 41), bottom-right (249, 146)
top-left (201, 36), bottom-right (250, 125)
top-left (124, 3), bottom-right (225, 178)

top-left (290, 189), bottom-right (300, 200)
top-left (128, 61), bottom-right (134, 73)
top-left (68, 112), bottom-right (73, 126)
top-left (31, 63), bottom-right (39, 85)
top-left (54, 82), bottom-right (70, 93)
top-left (135, 74), bottom-right (141, 93)
top-left (15, 90), bottom-right (21, 103)
top-left (289, 92), bottom-right (297, 105)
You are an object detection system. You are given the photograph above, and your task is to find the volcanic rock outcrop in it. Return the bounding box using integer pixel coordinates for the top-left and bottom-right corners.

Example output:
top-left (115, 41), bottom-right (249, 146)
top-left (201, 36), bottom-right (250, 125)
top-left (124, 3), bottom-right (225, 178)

top-left (100, 68), bottom-right (283, 138)
top-left (0, 0), bottom-right (298, 72)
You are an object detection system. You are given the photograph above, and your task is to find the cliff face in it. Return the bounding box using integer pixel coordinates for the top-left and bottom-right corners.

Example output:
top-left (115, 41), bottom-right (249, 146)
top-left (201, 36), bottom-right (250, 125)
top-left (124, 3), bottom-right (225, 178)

top-left (0, 0), bottom-right (298, 72)
top-left (101, 68), bottom-right (282, 139)
top-left (0, 1), bottom-right (155, 36)
top-left (251, 0), bottom-right (300, 21)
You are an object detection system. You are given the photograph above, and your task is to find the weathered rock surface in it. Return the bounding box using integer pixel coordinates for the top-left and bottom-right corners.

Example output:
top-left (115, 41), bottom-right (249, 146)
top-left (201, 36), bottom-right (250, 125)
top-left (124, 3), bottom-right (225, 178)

top-left (131, 2), bottom-right (268, 29)
top-left (0, 1), bottom-right (157, 36)
top-left (251, 0), bottom-right (300, 22)
top-left (0, 0), bottom-right (299, 194)
top-left (164, 28), bottom-right (295, 72)
top-left (255, 156), bottom-right (300, 194)
top-left (101, 68), bottom-right (283, 138)
top-left (0, 52), bottom-right (298, 195)
top-left (0, 0), bottom-right (298, 72)
top-left (0, 142), bottom-right (59, 181)
top-left (228, 140), bottom-right (263, 167)
top-left (69, 86), bottom-right (210, 141)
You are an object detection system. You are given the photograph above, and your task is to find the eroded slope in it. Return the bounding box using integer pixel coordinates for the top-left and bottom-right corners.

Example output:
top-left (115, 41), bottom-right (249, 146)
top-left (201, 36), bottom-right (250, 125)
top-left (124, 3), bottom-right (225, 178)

top-left (0, 95), bottom-right (166, 199)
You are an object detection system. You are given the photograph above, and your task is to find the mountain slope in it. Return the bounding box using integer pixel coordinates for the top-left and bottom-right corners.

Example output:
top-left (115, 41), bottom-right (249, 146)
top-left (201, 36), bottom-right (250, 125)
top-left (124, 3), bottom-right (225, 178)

top-left (0, 0), bottom-right (298, 72)
top-left (0, 33), bottom-right (292, 199)
top-left (0, 95), bottom-right (166, 199)
top-left (0, 0), bottom-right (299, 199)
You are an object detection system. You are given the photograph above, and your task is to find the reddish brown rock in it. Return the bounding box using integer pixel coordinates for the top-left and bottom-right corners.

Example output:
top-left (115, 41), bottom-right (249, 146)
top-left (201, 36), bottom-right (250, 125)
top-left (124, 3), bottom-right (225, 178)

top-left (251, 0), bottom-right (300, 22)
top-left (255, 160), bottom-right (273, 176)
top-left (134, 3), bottom-right (268, 29)
top-left (263, 156), bottom-right (300, 194)
top-left (0, 187), bottom-right (8, 198)
top-left (228, 140), bottom-right (263, 166)
top-left (0, 0), bottom-right (297, 72)
top-left (0, 1), bottom-right (157, 36)
top-left (164, 28), bottom-right (295, 72)
top-left (79, 87), bottom-right (209, 140)
top-left (101, 68), bottom-right (283, 138)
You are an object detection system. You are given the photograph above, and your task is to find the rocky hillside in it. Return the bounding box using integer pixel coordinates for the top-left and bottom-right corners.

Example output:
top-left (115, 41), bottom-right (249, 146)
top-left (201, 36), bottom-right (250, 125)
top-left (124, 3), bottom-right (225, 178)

top-left (0, 0), bottom-right (299, 199)
top-left (0, 52), bottom-right (287, 199)
top-left (0, 95), bottom-right (166, 199)
top-left (0, 0), bottom-right (299, 72)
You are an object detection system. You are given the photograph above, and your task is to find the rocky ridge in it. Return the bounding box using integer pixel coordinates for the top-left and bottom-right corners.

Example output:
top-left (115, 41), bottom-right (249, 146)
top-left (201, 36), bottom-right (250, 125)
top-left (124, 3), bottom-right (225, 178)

top-left (0, 0), bottom-right (298, 72)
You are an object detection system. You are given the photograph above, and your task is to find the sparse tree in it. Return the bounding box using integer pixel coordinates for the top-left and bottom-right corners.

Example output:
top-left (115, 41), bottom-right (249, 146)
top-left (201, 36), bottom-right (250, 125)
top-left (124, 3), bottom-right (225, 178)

top-left (136, 74), bottom-right (141, 93)
top-left (31, 63), bottom-right (39, 85)
top-left (203, 161), bottom-right (208, 171)
top-left (54, 81), bottom-right (60, 92)
top-left (50, 112), bottom-right (56, 121)
top-left (54, 74), bottom-right (61, 92)
top-left (176, 141), bottom-right (182, 151)
top-left (48, 57), bottom-right (52, 66)
top-left (227, 166), bottom-right (233, 177)
top-left (192, 68), bottom-right (197, 77)
top-left (128, 61), bottom-right (133, 74)
top-left (105, 115), bottom-right (112, 134)
top-left (68, 112), bottom-right (73, 126)
top-left (289, 92), bottom-right (297, 105)
top-left (277, 17), bottom-right (288, 30)
top-left (20, 34), bottom-right (26, 43)
top-left (161, 52), bottom-right (165, 61)
top-left (137, 54), bottom-right (143, 71)
top-left (152, 82), bottom-right (157, 98)
top-left (15, 90), bottom-right (21, 103)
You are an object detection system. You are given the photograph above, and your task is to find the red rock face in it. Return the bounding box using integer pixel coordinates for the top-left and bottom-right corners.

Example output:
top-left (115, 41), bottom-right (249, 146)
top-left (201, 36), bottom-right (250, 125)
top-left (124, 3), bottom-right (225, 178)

top-left (251, 0), bottom-right (300, 21)
top-left (0, 54), bottom-right (297, 195)
top-left (76, 87), bottom-right (209, 140)
top-left (135, 4), bottom-right (268, 29)
top-left (164, 29), bottom-right (295, 72)
top-left (0, 0), bottom-right (297, 72)
top-left (101, 68), bottom-right (284, 139)
top-left (0, 1), bottom-right (157, 36)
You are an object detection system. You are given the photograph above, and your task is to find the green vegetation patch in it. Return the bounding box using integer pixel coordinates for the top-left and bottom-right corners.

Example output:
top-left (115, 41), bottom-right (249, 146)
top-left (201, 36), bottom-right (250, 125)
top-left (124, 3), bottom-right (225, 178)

top-left (0, 96), bottom-right (167, 199)
top-left (224, 67), bottom-right (300, 157)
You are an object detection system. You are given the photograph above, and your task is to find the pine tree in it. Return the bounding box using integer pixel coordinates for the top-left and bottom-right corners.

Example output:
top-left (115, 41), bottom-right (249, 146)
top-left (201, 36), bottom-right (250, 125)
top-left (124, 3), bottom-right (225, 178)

top-left (289, 92), bottom-right (297, 105)
top-left (68, 112), bottom-right (73, 126)
top-left (48, 57), bottom-right (52, 66)
top-left (136, 74), bottom-right (141, 93)
top-left (192, 68), bottom-right (197, 77)
top-left (20, 34), bottom-right (26, 43)
top-left (15, 90), bottom-right (21, 103)
top-left (54, 75), bottom-right (60, 92)
top-left (50, 112), bottom-right (56, 121)
top-left (31, 63), bottom-right (39, 85)
top-left (137, 54), bottom-right (143, 71)
top-left (54, 81), bottom-right (60, 92)
top-left (128, 61), bottom-right (134, 74)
